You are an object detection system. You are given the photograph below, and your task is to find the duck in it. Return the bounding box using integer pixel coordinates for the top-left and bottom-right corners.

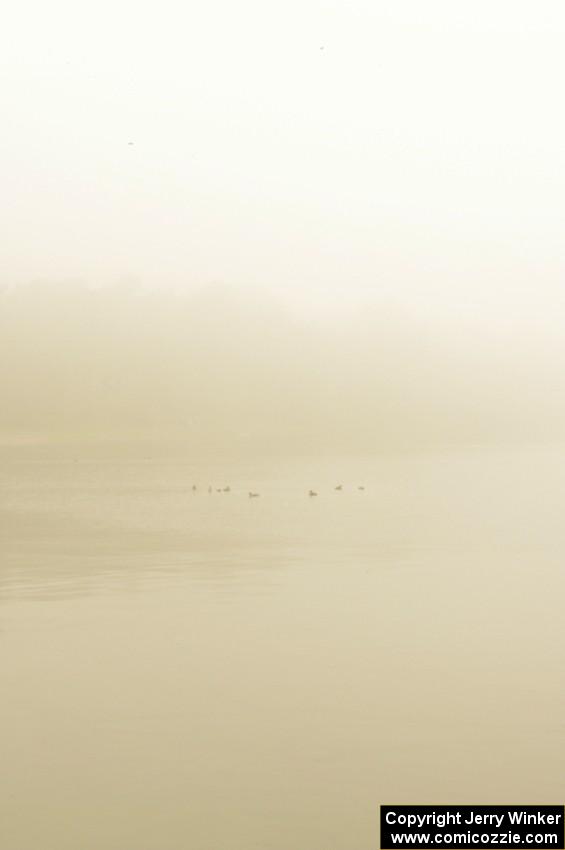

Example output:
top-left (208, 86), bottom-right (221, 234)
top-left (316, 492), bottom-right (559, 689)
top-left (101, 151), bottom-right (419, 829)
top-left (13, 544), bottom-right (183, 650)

top-left (334, 484), bottom-right (343, 491)
top-left (308, 489), bottom-right (318, 497)
top-left (248, 491), bottom-right (260, 498)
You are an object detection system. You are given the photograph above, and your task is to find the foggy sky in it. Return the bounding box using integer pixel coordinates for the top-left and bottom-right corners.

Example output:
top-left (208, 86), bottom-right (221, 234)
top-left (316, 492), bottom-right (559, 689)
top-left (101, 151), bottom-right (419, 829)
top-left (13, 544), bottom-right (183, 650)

top-left (2, 1), bottom-right (565, 299)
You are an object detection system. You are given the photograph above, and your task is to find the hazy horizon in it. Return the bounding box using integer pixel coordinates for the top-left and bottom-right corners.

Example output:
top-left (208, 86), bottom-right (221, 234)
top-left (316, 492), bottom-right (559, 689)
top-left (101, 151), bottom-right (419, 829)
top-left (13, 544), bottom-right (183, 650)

top-left (2, 280), bottom-right (565, 453)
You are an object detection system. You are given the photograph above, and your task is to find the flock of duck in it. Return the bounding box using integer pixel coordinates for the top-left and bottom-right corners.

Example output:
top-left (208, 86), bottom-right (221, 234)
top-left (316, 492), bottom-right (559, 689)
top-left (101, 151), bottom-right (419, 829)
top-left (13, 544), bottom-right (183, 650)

top-left (190, 484), bottom-right (365, 498)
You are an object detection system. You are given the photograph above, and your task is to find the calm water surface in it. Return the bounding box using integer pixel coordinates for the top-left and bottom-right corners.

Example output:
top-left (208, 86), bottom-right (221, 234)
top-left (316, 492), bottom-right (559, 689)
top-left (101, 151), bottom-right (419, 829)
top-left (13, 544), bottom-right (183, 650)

top-left (1, 447), bottom-right (564, 849)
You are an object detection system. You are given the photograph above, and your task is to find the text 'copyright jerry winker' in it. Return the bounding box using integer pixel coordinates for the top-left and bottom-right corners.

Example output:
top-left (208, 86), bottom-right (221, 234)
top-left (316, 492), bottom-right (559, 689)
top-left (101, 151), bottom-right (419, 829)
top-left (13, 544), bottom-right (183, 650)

top-left (380, 806), bottom-right (564, 849)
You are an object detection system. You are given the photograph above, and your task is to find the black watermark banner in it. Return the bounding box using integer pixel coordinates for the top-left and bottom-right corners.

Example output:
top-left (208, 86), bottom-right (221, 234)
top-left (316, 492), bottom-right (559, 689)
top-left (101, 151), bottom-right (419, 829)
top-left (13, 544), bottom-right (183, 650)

top-left (380, 806), bottom-right (564, 849)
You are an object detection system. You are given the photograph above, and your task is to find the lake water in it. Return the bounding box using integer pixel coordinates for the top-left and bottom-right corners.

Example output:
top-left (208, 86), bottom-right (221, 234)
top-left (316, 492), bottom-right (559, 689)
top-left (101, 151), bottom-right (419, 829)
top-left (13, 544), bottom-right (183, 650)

top-left (1, 446), bottom-right (564, 849)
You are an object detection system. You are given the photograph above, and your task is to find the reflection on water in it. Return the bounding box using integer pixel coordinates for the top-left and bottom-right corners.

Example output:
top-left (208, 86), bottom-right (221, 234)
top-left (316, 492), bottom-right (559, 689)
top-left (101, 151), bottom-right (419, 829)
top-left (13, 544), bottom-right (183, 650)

top-left (1, 447), bottom-right (564, 850)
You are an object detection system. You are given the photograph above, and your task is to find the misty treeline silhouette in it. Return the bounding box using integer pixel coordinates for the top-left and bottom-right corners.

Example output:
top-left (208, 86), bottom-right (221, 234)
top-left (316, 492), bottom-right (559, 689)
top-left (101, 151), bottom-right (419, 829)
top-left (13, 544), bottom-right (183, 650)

top-left (1, 282), bottom-right (563, 451)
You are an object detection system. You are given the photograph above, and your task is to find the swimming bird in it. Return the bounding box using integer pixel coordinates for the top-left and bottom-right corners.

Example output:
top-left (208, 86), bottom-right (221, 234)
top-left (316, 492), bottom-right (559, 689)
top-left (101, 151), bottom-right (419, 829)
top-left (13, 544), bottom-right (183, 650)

top-left (308, 489), bottom-right (318, 497)
top-left (248, 492), bottom-right (260, 498)
top-left (358, 486), bottom-right (365, 490)
top-left (334, 484), bottom-right (343, 491)
top-left (223, 486), bottom-right (231, 492)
